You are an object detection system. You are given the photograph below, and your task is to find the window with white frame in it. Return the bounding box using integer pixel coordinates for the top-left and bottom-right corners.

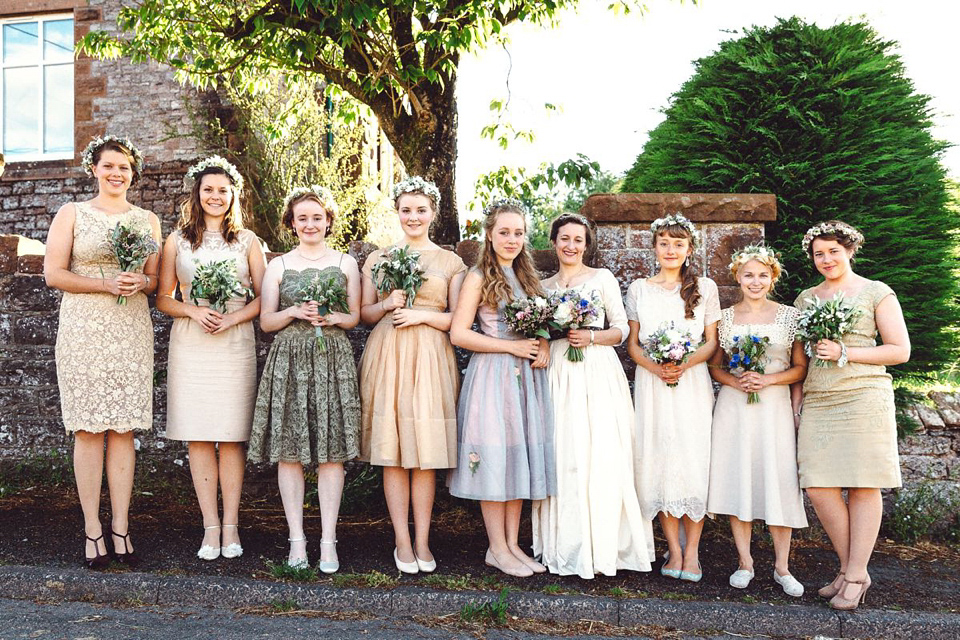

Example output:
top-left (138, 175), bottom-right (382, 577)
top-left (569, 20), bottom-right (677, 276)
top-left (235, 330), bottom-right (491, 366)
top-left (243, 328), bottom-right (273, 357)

top-left (1, 14), bottom-right (74, 161)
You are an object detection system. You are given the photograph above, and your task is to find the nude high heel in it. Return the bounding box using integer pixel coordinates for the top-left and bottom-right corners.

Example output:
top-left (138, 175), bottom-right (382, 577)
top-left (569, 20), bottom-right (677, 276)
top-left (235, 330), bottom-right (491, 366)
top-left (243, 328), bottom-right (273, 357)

top-left (829, 576), bottom-right (871, 611)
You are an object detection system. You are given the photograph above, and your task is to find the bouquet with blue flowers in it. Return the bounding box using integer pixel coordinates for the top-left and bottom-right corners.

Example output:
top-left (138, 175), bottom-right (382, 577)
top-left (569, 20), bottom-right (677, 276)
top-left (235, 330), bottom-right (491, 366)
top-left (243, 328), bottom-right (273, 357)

top-left (727, 334), bottom-right (770, 404)
top-left (550, 288), bottom-right (603, 362)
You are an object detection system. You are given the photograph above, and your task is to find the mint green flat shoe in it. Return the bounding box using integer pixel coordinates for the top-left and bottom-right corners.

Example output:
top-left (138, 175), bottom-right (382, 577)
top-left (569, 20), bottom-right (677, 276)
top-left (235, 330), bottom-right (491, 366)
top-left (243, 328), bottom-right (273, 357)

top-left (679, 561), bottom-right (703, 583)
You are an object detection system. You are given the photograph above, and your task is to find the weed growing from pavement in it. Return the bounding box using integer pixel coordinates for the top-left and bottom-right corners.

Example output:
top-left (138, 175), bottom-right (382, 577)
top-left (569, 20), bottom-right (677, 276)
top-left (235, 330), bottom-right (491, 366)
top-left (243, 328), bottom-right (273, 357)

top-left (266, 559), bottom-right (318, 582)
top-left (459, 587), bottom-right (509, 625)
top-left (268, 598), bottom-right (300, 612)
top-left (608, 587), bottom-right (626, 598)
top-left (659, 591), bottom-right (696, 601)
top-left (331, 570), bottom-right (397, 588)
top-left (421, 573), bottom-right (473, 590)
top-left (541, 583), bottom-right (568, 595)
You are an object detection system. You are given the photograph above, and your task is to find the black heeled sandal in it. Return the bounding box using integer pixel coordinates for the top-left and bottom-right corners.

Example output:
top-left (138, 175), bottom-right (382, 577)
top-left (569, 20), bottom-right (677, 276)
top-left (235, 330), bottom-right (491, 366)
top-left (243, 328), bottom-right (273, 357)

top-left (112, 531), bottom-right (140, 568)
top-left (84, 534), bottom-right (111, 570)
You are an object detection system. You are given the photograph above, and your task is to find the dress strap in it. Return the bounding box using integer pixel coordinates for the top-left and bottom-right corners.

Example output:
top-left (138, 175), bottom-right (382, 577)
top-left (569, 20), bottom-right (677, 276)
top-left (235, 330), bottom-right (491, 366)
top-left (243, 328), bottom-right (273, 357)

top-left (280, 254), bottom-right (286, 269)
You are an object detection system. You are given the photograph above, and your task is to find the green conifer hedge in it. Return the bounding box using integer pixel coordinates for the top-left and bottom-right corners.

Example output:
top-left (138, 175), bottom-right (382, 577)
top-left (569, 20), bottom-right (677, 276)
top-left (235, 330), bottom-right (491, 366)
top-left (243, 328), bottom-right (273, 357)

top-left (623, 17), bottom-right (958, 377)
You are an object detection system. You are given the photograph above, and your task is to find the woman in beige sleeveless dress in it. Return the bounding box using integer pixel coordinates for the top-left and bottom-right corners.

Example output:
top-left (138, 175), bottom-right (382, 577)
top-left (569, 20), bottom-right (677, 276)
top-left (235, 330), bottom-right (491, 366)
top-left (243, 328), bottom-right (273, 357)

top-left (794, 221), bottom-right (910, 610)
top-left (156, 157), bottom-right (265, 561)
top-left (44, 136), bottom-right (161, 569)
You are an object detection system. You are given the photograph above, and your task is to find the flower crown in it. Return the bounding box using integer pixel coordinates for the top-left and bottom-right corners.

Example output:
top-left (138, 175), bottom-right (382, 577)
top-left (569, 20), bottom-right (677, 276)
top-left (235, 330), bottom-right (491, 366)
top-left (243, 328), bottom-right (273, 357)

top-left (81, 135), bottom-right (143, 177)
top-left (392, 176), bottom-right (441, 206)
top-left (801, 221), bottom-right (865, 253)
top-left (650, 212), bottom-right (701, 249)
top-left (282, 185), bottom-right (338, 213)
top-left (484, 196), bottom-right (528, 217)
top-left (729, 243), bottom-right (782, 274)
top-left (185, 155), bottom-right (244, 191)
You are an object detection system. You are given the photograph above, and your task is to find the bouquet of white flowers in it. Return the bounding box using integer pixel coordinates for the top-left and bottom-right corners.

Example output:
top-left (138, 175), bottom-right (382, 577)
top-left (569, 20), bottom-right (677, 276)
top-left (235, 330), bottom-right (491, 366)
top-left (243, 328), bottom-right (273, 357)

top-left (550, 289), bottom-right (603, 362)
top-left (796, 292), bottom-right (861, 368)
top-left (644, 322), bottom-right (698, 388)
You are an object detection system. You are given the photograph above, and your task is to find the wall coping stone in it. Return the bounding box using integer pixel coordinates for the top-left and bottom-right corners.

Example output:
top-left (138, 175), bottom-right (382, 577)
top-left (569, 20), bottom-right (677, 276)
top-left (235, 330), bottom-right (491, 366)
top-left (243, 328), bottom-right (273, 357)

top-left (581, 193), bottom-right (777, 223)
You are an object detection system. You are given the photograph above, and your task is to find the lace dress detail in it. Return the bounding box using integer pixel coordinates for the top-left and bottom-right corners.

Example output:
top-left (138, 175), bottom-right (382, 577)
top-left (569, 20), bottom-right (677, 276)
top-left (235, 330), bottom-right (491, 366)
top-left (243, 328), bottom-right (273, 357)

top-left (55, 202), bottom-right (154, 433)
top-left (247, 266), bottom-right (361, 464)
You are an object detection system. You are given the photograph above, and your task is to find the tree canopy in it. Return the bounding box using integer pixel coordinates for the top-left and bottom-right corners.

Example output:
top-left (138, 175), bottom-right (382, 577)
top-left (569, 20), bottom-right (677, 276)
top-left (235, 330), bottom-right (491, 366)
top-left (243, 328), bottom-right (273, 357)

top-left (622, 17), bottom-right (959, 378)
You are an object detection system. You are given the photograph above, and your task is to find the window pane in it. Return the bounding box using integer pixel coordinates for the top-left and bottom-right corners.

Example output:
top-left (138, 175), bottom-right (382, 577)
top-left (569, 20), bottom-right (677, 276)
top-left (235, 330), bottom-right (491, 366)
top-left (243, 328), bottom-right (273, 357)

top-left (3, 67), bottom-right (39, 155)
top-left (3, 22), bottom-right (38, 64)
top-left (44, 63), bottom-right (73, 153)
top-left (43, 19), bottom-right (73, 62)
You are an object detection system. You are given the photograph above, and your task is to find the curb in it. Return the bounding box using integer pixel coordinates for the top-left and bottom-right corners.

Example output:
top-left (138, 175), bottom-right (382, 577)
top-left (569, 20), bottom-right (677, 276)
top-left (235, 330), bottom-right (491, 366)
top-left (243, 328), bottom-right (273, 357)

top-left (1, 565), bottom-right (957, 639)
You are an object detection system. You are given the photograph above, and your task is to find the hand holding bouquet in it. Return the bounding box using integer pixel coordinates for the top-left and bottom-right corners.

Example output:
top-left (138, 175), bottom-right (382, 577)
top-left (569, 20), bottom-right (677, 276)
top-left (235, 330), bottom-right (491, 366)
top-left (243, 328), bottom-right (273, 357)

top-left (504, 295), bottom-right (555, 340)
top-left (189, 258), bottom-right (249, 313)
top-left (296, 273), bottom-right (349, 352)
top-left (796, 292), bottom-right (861, 368)
top-left (550, 289), bottom-right (603, 362)
top-left (644, 322), bottom-right (698, 387)
top-left (104, 220), bottom-right (158, 305)
top-left (727, 334), bottom-right (770, 404)
top-left (371, 246), bottom-right (425, 308)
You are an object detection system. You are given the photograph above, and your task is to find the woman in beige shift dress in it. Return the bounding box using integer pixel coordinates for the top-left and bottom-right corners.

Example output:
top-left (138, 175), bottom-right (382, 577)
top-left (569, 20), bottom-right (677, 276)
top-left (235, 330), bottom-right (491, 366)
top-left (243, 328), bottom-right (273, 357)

top-left (157, 157), bottom-right (265, 561)
top-left (45, 136), bottom-right (161, 569)
top-left (794, 221), bottom-right (910, 610)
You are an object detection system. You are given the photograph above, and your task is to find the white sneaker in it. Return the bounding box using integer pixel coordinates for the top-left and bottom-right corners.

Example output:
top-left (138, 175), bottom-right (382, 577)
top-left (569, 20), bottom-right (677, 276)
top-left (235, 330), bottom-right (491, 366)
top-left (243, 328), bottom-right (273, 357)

top-left (774, 570), bottom-right (804, 597)
top-left (729, 568), bottom-right (754, 589)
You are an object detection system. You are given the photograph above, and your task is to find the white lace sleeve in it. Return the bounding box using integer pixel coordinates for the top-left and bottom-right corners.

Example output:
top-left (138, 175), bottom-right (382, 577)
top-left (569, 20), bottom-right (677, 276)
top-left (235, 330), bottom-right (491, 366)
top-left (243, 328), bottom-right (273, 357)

top-left (599, 269), bottom-right (628, 344)
top-left (718, 307), bottom-right (734, 351)
top-left (780, 304), bottom-right (800, 345)
top-left (624, 279), bottom-right (642, 323)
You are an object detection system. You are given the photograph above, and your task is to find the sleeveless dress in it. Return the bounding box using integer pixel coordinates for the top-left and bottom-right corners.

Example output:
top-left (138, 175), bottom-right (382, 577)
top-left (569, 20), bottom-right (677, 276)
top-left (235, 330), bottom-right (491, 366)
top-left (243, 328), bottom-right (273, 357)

top-left (531, 269), bottom-right (654, 577)
top-left (706, 305), bottom-right (808, 529)
top-left (165, 229), bottom-right (259, 442)
top-left (247, 264), bottom-right (361, 465)
top-left (358, 247), bottom-right (466, 469)
top-left (794, 280), bottom-right (901, 489)
top-left (625, 277), bottom-right (721, 521)
top-left (55, 201), bottom-right (154, 433)
top-left (448, 267), bottom-right (557, 502)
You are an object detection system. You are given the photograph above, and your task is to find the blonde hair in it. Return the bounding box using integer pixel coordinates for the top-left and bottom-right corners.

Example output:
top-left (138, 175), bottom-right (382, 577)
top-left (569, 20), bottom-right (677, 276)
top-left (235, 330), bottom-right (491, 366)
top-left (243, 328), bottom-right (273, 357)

top-left (477, 203), bottom-right (543, 308)
top-left (729, 244), bottom-right (783, 291)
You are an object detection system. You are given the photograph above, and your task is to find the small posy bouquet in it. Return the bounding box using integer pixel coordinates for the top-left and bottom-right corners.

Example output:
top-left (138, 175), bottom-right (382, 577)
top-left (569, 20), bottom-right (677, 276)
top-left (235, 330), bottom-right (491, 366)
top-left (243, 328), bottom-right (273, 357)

top-left (296, 272), bottom-right (349, 352)
top-left (104, 219), bottom-right (158, 305)
top-left (189, 258), bottom-right (249, 313)
top-left (371, 246), bottom-right (425, 308)
top-left (644, 322), bottom-right (698, 388)
top-left (550, 288), bottom-right (603, 362)
top-left (504, 295), bottom-right (555, 340)
top-left (796, 292), bottom-right (861, 368)
top-left (727, 334), bottom-right (770, 404)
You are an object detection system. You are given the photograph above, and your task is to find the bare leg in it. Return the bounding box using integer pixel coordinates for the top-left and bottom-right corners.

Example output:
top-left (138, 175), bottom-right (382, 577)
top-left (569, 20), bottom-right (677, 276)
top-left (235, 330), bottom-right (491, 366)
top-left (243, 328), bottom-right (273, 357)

top-left (106, 430), bottom-right (136, 553)
top-left (411, 468), bottom-right (436, 562)
top-left (277, 461), bottom-right (307, 565)
top-left (807, 487), bottom-right (849, 592)
top-left (770, 525), bottom-right (794, 576)
top-left (729, 516), bottom-right (754, 572)
top-left (659, 513), bottom-right (683, 571)
top-left (383, 466), bottom-right (414, 563)
top-left (316, 462), bottom-right (345, 564)
top-left (188, 441), bottom-right (221, 550)
top-left (218, 442), bottom-right (246, 548)
top-left (505, 498), bottom-right (545, 571)
top-left (480, 500), bottom-right (532, 576)
top-left (681, 515), bottom-right (704, 576)
top-left (74, 431), bottom-right (107, 559)
top-left (843, 488), bottom-right (882, 596)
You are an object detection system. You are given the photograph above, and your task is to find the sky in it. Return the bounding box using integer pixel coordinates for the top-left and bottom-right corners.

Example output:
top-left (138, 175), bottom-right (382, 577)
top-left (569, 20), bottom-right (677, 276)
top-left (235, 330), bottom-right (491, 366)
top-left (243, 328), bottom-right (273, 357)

top-left (453, 0), bottom-right (960, 210)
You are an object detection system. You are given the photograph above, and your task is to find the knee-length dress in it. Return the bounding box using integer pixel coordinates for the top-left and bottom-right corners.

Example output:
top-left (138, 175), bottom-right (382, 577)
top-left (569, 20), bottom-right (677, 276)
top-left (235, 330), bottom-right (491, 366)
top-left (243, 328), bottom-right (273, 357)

top-left (247, 264), bottom-right (361, 465)
top-left (794, 280), bottom-right (901, 489)
top-left (166, 229), bottom-right (259, 442)
top-left (706, 305), bottom-right (808, 528)
top-left (358, 247), bottom-right (466, 469)
top-left (532, 269), bottom-right (654, 577)
top-left (55, 201), bottom-right (154, 433)
top-left (448, 267), bottom-right (557, 502)
top-left (625, 277), bottom-right (721, 521)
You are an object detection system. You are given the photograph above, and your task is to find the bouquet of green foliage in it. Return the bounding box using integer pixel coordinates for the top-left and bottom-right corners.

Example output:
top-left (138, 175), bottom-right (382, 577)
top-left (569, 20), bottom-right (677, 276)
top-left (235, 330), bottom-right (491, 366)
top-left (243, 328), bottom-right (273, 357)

top-left (296, 273), bottom-right (349, 352)
top-left (727, 334), bottom-right (770, 404)
top-left (104, 220), bottom-right (158, 305)
top-left (796, 292), bottom-right (861, 368)
top-left (189, 258), bottom-right (249, 313)
top-left (370, 246), bottom-right (425, 308)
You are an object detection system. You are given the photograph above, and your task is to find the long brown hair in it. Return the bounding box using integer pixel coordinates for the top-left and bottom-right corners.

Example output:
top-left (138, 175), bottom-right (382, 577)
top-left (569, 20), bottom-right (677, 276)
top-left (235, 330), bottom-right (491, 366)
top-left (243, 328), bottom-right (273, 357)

top-left (477, 204), bottom-right (543, 308)
top-left (178, 167), bottom-right (245, 249)
top-left (656, 225), bottom-right (701, 319)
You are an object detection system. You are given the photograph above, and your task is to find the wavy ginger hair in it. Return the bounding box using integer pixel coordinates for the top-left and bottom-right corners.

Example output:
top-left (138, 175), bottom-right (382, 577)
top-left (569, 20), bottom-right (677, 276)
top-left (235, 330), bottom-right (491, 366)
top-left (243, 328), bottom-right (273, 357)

top-left (477, 204), bottom-right (543, 307)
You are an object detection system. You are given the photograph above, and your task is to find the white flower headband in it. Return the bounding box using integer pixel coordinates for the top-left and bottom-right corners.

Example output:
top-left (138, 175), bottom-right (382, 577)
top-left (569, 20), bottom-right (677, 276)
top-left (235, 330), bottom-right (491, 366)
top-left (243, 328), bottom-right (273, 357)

top-left (185, 155), bottom-right (244, 191)
top-left (801, 221), bottom-right (864, 253)
top-left (650, 212), bottom-right (702, 249)
top-left (81, 135), bottom-right (143, 177)
top-left (729, 243), bottom-right (781, 273)
top-left (484, 196), bottom-right (528, 217)
top-left (392, 176), bottom-right (441, 206)
top-left (283, 185), bottom-right (338, 213)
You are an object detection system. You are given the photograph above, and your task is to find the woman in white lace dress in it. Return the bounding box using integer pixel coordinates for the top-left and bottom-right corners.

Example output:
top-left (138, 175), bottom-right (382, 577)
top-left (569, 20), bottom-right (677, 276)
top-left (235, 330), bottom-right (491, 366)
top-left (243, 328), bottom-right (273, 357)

top-left (157, 157), bottom-right (266, 561)
top-left (625, 213), bottom-right (719, 583)
top-left (706, 245), bottom-right (808, 597)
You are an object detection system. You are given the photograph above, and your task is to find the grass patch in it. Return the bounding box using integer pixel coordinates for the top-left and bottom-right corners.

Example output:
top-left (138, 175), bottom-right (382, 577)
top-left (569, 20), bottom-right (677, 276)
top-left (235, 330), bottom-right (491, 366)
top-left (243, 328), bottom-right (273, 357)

top-left (541, 583), bottom-right (569, 595)
top-left (265, 559), bottom-right (318, 582)
top-left (608, 587), bottom-right (626, 598)
top-left (459, 587), bottom-right (509, 625)
top-left (742, 595), bottom-right (757, 604)
top-left (659, 591), bottom-right (696, 601)
top-left (420, 574), bottom-right (473, 590)
top-left (331, 570), bottom-right (397, 588)
top-left (268, 598), bottom-right (300, 613)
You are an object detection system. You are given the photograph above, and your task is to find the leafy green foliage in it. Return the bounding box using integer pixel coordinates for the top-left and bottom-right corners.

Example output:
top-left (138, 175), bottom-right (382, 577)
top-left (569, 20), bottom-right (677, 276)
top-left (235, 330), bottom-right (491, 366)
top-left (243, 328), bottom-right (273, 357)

top-left (460, 588), bottom-right (510, 625)
top-left (189, 259), bottom-right (249, 312)
top-left (886, 482), bottom-right (960, 543)
top-left (622, 17), bottom-right (960, 377)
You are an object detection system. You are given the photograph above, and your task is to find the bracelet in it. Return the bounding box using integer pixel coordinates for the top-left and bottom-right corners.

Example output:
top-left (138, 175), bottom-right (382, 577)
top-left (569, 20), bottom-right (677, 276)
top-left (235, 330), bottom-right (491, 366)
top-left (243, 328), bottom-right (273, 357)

top-left (837, 343), bottom-right (849, 368)
top-left (590, 330), bottom-right (595, 345)
top-left (143, 274), bottom-right (150, 289)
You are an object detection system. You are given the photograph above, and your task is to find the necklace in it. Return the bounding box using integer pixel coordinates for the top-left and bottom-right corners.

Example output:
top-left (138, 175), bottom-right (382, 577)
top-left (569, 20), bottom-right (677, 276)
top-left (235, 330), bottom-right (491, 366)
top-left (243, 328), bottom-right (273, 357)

top-left (558, 265), bottom-right (587, 289)
top-left (298, 247), bottom-right (328, 262)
